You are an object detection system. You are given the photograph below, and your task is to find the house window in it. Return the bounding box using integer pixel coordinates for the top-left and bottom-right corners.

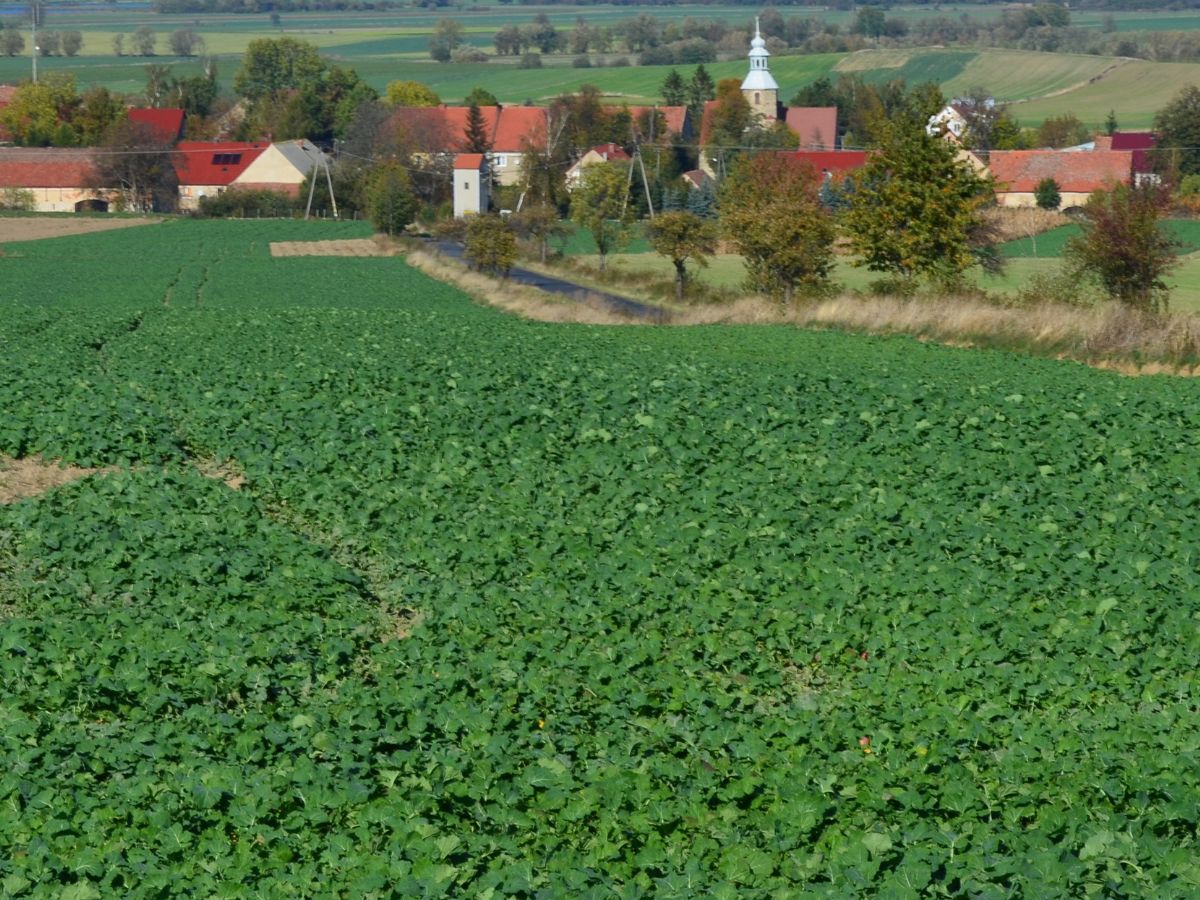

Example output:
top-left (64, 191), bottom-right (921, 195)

top-left (754, 92), bottom-right (760, 105)
top-left (211, 152), bottom-right (242, 166)
top-left (464, 181), bottom-right (470, 190)
top-left (494, 154), bottom-right (507, 167)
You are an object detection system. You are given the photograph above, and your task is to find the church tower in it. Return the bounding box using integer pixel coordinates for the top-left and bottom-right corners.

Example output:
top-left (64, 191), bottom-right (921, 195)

top-left (741, 19), bottom-right (779, 124)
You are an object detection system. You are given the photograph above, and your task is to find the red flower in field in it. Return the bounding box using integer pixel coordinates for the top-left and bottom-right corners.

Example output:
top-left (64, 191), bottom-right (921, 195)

top-left (859, 736), bottom-right (871, 748)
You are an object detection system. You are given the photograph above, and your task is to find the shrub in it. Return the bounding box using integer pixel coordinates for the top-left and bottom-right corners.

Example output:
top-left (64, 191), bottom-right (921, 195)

top-left (0, 187), bottom-right (35, 211)
top-left (518, 53), bottom-right (542, 69)
top-left (197, 188), bottom-right (295, 218)
top-left (1034, 177), bottom-right (1061, 210)
top-left (572, 55), bottom-right (591, 68)
top-left (464, 214), bottom-right (518, 275)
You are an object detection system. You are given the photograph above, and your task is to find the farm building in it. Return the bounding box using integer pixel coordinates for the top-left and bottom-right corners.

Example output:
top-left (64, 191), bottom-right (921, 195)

top-left (0, 147), bottom-right (111, 212)
top-left (174, 140), bottom-right (327, 209)
top-left (989, 149), bottom-right (1134, 208)
top-left (175, 141), bottom-right (269, 210)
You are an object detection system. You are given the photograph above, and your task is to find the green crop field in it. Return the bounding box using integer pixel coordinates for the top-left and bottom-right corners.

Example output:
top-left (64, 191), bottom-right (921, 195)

top-left (1010, 58), bottom-right (1200, 130)
top-left (3, 217), bottom-right (1200, 895)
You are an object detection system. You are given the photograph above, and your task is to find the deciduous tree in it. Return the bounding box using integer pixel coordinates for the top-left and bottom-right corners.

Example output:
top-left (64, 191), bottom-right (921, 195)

top-left (569, 162), bottom-right (631, 272)
top-left (385, 80), bottom-right (440, 108)
top-left (464, 214), bottom-right (518, 276)
top-left (132, 25), bottom-right (156, 57)
top-left (61, 30), bottom-right (83, 57)
top-left (234, 37), bottom-right (325, 102)
top-left (1153, 84), bottom-right (1200, 178)
top-left (0, 73), bottom-right (80, 146)
top-left (511, 201), bottom-right (566, 263)
top-left (844, 112), bottom-right (992, 289)
top-left (464, 86), bottom-right (499, 108)
top-left (1, 23), bottom-right (24, 57)
top-left (91, 120), bottom-right (180, 212)
top-left (168, 28), bottom-right (203, 57)
top-left (646, 210), bottom-right (718, 301)
top-left (1065, 181), bottom-right (1178, 311)
top-left (429, 19), bottom-right (463, 63)
top-left (719, 153), bottom-right (836, 301)
top-left (364, 161), bottom-right (417, 237)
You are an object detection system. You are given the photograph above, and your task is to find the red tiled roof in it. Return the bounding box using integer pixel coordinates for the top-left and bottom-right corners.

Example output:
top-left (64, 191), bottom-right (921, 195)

top-left (493, 106), bottom-right (546, 152)
top-left (784, 107), bottom-right (838, 149)
top-left (128, 107), bottom-right (185, 144)
top-left (587, 142), bottom-right (630, 161)
top-left (626, 105), bottom-right (689, 137)
top-left (781, 150), bottom-right (868, 175)
top-left (990, 150), bottom-right (1133, 194)
top-left (0, 147), bottom-right (97, 187)
top-left (454, 153), bottom-right (486, 169)
top-left (175, 141), bottom-right (267, 186)
top-left (391, 105), bottom-right (547, 154)
top-left (682, 169), bottom-right (711, 189)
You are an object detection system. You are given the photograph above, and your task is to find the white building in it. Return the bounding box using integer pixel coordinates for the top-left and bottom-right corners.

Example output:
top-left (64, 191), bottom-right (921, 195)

top-left (453, 153), bottom-right (489, 217)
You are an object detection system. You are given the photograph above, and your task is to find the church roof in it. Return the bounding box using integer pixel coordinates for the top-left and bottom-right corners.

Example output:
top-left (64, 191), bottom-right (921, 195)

top-left (741, 70), bottom-right (779, 92)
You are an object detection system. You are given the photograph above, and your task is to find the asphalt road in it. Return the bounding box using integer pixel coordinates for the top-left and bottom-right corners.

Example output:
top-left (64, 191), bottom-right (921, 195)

top-left (428, 240), bottom-right (667, 322)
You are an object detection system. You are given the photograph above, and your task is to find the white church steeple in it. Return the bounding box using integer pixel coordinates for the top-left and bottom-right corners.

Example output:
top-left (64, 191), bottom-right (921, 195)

top-left (740, 18), bottom-right (779, 123)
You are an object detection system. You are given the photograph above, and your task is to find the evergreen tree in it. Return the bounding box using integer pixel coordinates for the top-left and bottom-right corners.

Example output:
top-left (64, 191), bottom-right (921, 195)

top-left (1105, 110), bottom-right (1118, 136)
top-left (661, 69), bottom-right (686, 106)
top-left (464, 102), bottom-right (491, 154)
top-left (686, 64), bottom-right (716, 125)
top-left (685, 180), bottom-right (716, 219)
top-left (1034, 177), bottom-right (1061, 211)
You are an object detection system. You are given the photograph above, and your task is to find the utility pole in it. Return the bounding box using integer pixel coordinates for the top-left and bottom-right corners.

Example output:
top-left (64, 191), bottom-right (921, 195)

top-left (30, 1), bottom-right (39, 83)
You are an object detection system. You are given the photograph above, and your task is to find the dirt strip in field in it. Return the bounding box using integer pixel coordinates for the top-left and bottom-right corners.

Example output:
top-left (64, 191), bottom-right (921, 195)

top-left (0, 217), bottom-right (160, 244)
top-left (269, 239), bottom-right (396, 257)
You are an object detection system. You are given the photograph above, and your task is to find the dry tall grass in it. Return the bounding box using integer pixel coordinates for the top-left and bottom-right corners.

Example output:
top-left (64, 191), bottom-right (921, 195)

top-left (401, 244), bottom-right (1200, 375)
top-left (982, 207), bottom-right (1071, 242)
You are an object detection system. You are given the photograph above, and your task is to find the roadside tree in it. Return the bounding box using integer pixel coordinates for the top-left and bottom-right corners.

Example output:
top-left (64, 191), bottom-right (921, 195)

top-left (511, 202), bottom-right (567, 263)
top-left (1065, 181), bottom-right (1178, 312)
top-left (646, 210), bottom-right (718, 301)
top-left (569, 162), bottom-right (631, 272)
top-left (844, 112), bottom-right (992, 290)
top-left (465, 214), bottom-right (518, 276)
top-left (720, 152), bottom-right (836, 301)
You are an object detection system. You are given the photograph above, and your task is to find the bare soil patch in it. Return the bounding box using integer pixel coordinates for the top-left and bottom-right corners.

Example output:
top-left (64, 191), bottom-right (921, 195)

top-left (0, 216), bottom-right (160, 244)
top-left (0, 456), bottom-right (117, 504)
top-left (270, 238), bottom-right (397, 258)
